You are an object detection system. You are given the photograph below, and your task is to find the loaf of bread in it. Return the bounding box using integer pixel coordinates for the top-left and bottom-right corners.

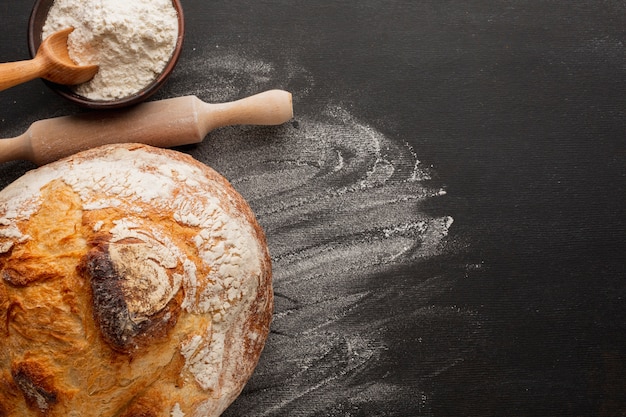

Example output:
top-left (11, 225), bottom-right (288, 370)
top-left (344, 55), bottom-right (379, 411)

top-left (0, 144), bottom-right (273, 417)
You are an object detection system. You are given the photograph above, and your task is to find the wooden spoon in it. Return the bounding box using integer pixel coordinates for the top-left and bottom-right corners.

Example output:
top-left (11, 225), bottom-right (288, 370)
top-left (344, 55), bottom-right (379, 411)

top-left (0, 27), bottom-right (98, 92)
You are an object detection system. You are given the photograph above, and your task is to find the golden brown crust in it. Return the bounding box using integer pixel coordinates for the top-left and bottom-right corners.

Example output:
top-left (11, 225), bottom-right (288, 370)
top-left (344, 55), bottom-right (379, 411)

top-left (0, 144), bottom-right (273, 417)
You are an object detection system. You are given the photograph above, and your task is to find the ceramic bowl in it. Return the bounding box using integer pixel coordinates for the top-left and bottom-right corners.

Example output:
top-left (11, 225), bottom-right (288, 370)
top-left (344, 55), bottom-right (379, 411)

top-left (27, 0), bottom-right (184, 109)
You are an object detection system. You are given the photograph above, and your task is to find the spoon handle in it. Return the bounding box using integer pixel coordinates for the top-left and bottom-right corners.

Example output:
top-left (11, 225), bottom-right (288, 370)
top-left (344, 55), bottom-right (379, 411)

top-left (0, 90), bottom-right (293, 165)
top-left (0, 58), bottom-right (43, 92)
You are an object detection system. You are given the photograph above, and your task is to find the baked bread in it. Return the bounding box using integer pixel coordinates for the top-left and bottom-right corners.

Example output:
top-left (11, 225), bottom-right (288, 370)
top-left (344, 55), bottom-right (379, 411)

top-left (0, 143), bottom-right (273, 417)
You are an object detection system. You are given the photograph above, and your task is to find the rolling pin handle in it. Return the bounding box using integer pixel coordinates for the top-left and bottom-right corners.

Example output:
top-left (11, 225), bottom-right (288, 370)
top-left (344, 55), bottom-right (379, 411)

top-left (199, 89), bottom-right (293, 134)
top-left (0, 133), bottom-right (34, 164)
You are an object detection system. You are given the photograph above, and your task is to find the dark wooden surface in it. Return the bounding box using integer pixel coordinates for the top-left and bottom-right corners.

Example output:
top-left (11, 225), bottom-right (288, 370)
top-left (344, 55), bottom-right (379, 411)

top-left (1, 1), bottom-right (625, 416)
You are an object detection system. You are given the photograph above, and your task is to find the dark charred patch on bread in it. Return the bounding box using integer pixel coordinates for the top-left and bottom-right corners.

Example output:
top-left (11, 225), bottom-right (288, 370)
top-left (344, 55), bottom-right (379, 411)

top-left (0, 283), bottom-right (8, 337)
top-left (0, 269), bottom-right (20, 287)
top-left (1, 262), bottom-right (57, 287)
top-left (11, 361), bottom-right (58, 414)
top-left (79, 243), bottom-right (136, 351)
top-left (78, 240), bottom-right (181, 353)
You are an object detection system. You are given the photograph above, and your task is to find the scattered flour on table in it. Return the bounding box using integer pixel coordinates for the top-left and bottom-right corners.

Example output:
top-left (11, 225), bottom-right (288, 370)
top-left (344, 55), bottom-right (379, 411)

top-left (165, 50), bottom-right (471, 416)
top-left (205, 104), bottom-right (466, 416)
top-left (42, 0), bottom-right (178, 100)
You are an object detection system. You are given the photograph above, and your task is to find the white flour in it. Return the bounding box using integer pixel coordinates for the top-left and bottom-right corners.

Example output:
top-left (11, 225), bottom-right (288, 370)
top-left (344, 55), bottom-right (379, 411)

top-left (164, 50), bottom-right (479, 416)
top-left (42, 0), bottom-right (178, 101)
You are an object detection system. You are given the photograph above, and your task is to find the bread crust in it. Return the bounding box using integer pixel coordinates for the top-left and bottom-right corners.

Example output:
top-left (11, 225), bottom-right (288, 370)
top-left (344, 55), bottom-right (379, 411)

top-left (0, 144), bottom-right (273, 417)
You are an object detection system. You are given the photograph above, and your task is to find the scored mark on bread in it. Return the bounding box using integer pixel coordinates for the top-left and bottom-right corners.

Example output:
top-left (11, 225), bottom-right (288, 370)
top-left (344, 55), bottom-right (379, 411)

top-left (79, 239), bottom-right (181, 352)
top-left (11, 361), bottom-right (58, 414)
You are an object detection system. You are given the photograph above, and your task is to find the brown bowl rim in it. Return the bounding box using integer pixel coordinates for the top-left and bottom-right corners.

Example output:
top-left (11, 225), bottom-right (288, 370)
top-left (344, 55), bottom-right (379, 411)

top-left (27, 0), bottom-right (184, 110)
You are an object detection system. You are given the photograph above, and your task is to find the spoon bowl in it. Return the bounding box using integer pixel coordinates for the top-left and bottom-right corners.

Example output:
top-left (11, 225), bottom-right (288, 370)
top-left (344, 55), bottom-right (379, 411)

top-left (28, 0), bottom-right (184, 109)
top-left (0, 28), bottom-right (98, 92)
top-left (36, 27), bottom-right (99, 85)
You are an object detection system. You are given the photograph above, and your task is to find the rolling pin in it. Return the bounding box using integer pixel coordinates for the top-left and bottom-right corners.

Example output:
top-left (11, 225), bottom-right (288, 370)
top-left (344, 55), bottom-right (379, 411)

top-left (0, 89), bottom-right (292, 165)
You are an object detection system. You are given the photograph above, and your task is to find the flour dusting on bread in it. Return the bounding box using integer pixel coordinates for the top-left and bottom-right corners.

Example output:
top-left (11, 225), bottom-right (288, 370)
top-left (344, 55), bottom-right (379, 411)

top-left (0, 144), bottom-right (273, 417)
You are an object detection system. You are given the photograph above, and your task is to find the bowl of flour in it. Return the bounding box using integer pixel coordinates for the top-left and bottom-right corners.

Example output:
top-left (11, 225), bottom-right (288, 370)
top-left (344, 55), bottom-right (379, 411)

top-left (28, 0), bottom-right (184, 109)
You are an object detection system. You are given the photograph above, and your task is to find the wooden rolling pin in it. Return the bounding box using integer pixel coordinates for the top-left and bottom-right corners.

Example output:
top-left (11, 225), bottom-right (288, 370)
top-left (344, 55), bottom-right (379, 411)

top-left (0, 89), bottom-right (292, 165)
